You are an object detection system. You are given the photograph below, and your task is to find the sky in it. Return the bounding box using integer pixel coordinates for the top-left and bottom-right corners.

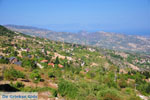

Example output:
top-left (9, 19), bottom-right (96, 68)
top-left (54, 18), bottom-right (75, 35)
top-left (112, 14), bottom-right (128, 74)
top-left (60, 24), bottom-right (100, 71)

top-left (0, 0), bottom-right (150, 35)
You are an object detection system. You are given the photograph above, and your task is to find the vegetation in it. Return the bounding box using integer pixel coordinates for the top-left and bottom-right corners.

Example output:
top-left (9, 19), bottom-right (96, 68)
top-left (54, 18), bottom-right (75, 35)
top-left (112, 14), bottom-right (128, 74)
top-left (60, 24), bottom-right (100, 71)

top-left (30, 70), bottom-right (41, 83)
top-left (0, 25), bottom-right (149, 99)
top-left (4, 67), bottom-right (25, 80)
top-left (58, 79), bottom-right (78, 99)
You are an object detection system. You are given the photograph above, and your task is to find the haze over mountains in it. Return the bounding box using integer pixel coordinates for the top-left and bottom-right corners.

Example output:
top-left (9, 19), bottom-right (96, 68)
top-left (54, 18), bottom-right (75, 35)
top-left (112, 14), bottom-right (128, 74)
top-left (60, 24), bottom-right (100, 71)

top-left (34, 24), bottom-right (150, 36)
top-left (5, 25), bottom-right (150, 53)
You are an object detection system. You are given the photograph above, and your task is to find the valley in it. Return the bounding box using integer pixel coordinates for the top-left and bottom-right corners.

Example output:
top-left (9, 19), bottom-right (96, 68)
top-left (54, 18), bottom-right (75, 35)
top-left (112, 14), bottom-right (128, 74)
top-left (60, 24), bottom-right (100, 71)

top-left (5, 25), bottom-right (150, 53)
top-left (0, 25), bottom-right (150, 100)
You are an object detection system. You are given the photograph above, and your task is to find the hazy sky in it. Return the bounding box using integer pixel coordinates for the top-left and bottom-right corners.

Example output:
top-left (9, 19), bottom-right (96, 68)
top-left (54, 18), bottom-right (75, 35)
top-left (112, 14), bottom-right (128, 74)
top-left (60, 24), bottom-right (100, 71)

top-left (0, 0), bottom-right (150, 35)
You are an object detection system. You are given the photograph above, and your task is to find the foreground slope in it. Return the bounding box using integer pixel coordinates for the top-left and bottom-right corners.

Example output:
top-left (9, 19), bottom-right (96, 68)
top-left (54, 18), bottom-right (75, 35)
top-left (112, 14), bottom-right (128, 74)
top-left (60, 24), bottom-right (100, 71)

top-left (0, 25), bottom-right (150, 100)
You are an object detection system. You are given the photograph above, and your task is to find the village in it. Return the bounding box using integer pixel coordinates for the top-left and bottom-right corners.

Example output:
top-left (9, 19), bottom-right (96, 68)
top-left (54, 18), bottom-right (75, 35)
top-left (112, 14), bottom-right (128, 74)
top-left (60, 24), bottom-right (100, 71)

top-left (0, 25), bottom-right (150, 100)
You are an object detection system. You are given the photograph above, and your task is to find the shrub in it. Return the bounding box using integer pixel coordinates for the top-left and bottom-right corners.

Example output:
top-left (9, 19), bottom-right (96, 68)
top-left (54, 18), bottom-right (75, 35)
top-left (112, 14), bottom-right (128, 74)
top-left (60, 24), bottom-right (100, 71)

top-left (137, 82), bottom-right (150, 95)
top-left (13, 81), bottom-right (25, 88)
top-left (145, 83), bottom-right (150, 94)
top-left (58, 79), bottom-right (78, 99)
top-left (86, 71), bottom-right (96, 79)
top-left (107, 80), bottom-right (118, 88)
top-left (118, 78), bottom-right (128, 88)
top-left (52, 90), bottom-right (58, 97)
top-left (48, 71), bottom-right (55, 78)
top-left (97, 88), bottom-right (121, 100)
top-left (123, 87), bottom-right (135, 95)
top-left (22, 59), bottom-right (37, 70)
top-left (103, 93), bottom-right (121, 100)
top-left (86, 94), bottom-right (97, 100)
top-left (4, 67), bottom-right (25, 80)
top-left (0, 57), bottom-right (9, 64)
top-left (30, 70), bottom-right (41, 83)
top-left (104, 72), bottom-right (118, 88)
top-left (48, 68), bottom-right (62, 78)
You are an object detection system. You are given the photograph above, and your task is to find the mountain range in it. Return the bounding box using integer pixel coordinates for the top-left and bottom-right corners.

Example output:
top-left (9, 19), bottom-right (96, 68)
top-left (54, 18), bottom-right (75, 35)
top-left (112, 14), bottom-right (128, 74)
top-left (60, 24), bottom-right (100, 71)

top-left (5, 25), bottom-right (150, 53)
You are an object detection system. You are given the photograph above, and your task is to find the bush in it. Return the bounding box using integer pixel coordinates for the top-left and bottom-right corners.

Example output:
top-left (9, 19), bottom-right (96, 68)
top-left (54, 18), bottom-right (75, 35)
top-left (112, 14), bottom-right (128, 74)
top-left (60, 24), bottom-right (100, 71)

top-left (86, 94), bottom-right (97, 100)
top-left (103, 93), bottom-right (121, 100)
top-left (137, 82), bottom-right (150, 95)
top-left (107, 80), bottom-right (118, 88)
top-left (86, 71), bottom-right (96, 79)
top-left (58, 79), bottom-right (78, 99)
top-left (104, 72), bottom-right (118, 88)
top-left (48, 71), bottom-right (55, 78)
top-left (145, 83), bottom-right (150, 94)
top-left (0, 57), bottom-right (9, 64)
top-left (22, 59), bottom-right (37, 69)
top-left (52, 90), bottom-right (58, 97)
top-left (21, 86), bottom-right (55, 92)
top-left (30, 70), bottom-right (41, 83)
top-left (118, 78), bottom-right (128, 88)
top-left (48, 68), bottom-right (62, 78)
top-left (12, 81), bottom-right (25, 88)
top-left (4, 67), bottom-right (25, 80)
top-left (123, 87), bottom-right (135, 95)
top-left (97, 88), bottom-right (121, 100)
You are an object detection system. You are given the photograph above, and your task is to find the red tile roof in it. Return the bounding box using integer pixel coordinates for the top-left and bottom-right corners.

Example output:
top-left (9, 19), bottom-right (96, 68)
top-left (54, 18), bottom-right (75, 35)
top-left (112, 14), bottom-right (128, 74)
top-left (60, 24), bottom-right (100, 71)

top-left (41, 60), bottom-right (48, 63)
top-left (58, 64), bottom-right (64, 68)
top-left (48, 63), bottom-right (54, 67)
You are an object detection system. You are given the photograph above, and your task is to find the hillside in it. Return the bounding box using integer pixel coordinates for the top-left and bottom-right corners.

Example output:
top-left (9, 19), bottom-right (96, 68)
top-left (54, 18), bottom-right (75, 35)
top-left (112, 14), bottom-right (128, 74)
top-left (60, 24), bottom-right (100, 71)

top-left (5, 24), bottom-right (150, 53)
top-left (0, 25), bottom-right (150, 100)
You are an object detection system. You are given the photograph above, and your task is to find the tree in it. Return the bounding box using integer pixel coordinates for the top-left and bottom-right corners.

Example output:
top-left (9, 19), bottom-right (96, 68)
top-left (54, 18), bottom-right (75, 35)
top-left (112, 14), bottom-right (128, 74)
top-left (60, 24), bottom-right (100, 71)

top-left (55, 56), bottom-right (60, 64)
top-left (12, 51), bottom-right (19, 56)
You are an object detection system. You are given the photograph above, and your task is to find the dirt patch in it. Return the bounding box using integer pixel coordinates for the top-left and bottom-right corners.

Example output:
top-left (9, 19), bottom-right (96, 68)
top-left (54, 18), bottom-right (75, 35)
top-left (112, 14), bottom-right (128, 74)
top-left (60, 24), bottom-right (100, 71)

top-left (119, 68), bottom-right (128, 74)
top-left (90, 63), bottom-right (98, 67)
top-left (127, 63), bottom-right (139, 71)
top-left (12, 65), bottom-right (25, 71)
top-left (38, 91), bottom-right (52, 100)
top-left (53, 53), bottom-right (73, 61)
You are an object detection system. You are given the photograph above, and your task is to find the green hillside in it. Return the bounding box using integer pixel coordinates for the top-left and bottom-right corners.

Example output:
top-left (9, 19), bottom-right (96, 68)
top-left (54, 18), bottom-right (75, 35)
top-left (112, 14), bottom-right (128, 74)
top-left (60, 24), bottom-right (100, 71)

top-left (0, 25), bottom-right (150, 100)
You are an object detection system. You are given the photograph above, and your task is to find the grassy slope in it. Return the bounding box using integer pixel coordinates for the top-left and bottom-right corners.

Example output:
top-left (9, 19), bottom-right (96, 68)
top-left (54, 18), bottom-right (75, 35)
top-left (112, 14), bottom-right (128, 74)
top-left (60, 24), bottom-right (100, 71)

top-left (0, 25), bottom-right (149, 100)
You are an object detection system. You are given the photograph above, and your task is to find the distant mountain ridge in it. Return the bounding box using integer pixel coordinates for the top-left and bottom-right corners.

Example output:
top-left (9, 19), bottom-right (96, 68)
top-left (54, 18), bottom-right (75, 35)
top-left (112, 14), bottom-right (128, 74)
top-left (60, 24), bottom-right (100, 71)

top-left (5, 24), bottom-right (150, 53)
